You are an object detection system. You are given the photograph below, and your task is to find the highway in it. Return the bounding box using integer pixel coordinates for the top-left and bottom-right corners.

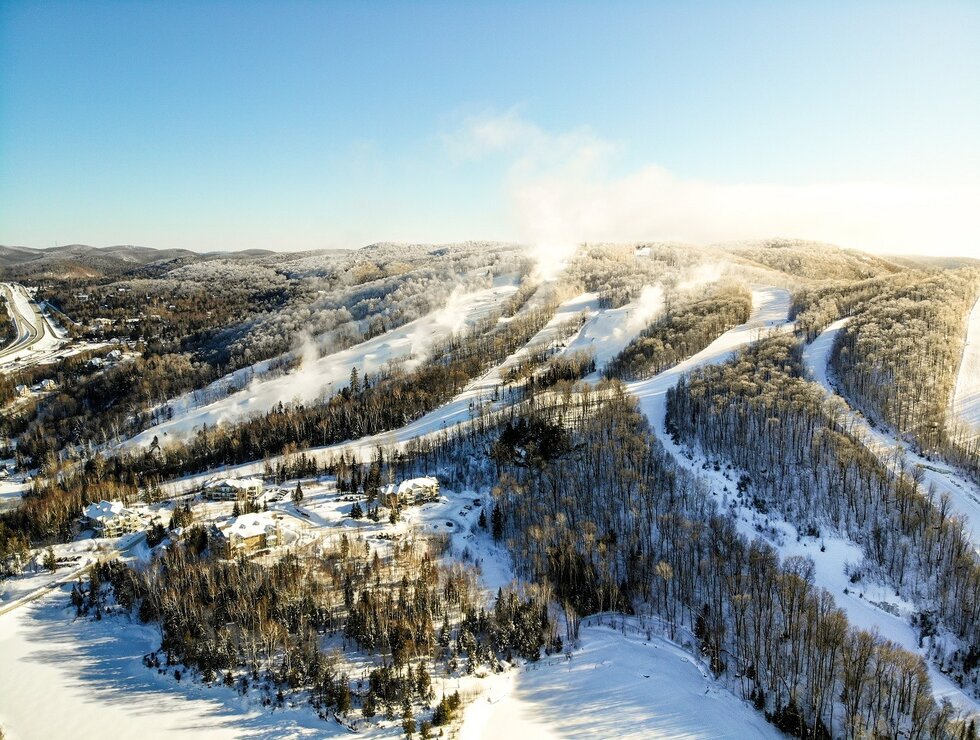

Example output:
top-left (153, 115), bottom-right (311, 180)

top-left (0, 282), bottom-right (48, 364)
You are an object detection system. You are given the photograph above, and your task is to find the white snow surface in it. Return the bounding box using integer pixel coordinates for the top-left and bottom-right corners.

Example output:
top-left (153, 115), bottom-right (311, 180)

top-left (460, 621), bottom-right (780, 740)
top-left (568, 284), bottom-right (665, 377)
top-left (803, 318), bottom-right (980, 553)
top-left (122, 279), bottom-right (520, 449)
top-left (0, 593), bottom-right (355, 740)
top-left (953, 294), bottom-right (980, 443)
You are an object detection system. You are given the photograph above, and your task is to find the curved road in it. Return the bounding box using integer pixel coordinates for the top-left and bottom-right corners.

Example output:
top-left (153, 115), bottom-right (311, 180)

top-left (0, 282), bottom-right (46, 363)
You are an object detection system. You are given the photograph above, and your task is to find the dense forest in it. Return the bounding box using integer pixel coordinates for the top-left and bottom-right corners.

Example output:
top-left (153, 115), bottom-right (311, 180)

top-left (668, 336), bottom-right (980, 694)
top-left (390, 381), bottom-right (974, 737)
top-left (85, 531), bottom-right (556, 732)
top-left (828, 271), bottom-right (979, 462)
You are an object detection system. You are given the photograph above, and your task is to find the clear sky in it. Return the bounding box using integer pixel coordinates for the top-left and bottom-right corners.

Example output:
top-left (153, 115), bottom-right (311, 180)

top-left (1, 0), bottom-right (978, 256)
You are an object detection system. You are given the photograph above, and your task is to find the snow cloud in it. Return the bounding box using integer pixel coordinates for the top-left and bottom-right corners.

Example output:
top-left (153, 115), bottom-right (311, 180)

top-left (448, 110), bottom-right (980, 261)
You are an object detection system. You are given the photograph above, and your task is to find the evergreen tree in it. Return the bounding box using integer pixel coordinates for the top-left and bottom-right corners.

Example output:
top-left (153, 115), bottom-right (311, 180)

top-left (491, 506), bottom-right (503, 541)
top-left (43, 546), bottom-right (57, 572)
top-left (292, 480), bottom-right (304, 505)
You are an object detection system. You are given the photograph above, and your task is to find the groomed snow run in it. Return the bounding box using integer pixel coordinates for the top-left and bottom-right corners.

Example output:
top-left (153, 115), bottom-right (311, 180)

top-left (566, 284), bottom-right (665, 377)
top-left (804, 318), bottom-right (980, 552)
top-left (627, 286), bottom-right (792, 437)
top-left (953, 294), bottom-right (980, 444)
top-left (153, 290), bottom-right (599, 497)
top-left (122, 278), bottom-right (521, 449)
top-left (459, 621), bottom-right (781, 740)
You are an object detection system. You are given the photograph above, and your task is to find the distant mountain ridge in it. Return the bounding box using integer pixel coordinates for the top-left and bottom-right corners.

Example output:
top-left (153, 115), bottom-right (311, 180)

top-left (0, 243), bottom-right (277, 280)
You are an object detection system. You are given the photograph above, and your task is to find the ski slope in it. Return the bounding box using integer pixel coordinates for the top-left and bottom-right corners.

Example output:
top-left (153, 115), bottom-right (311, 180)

top-left (627, 286), bottom-right (792, 439)
top-left (122, 279), bottom-right (521, 449)
top-left (625, 290), bottom-right (980, 717)
top-left (953, 294), bottom-right (980, 443)
top-left (567, 284), bottom-right (665, 377)
top-left (460, 621), bottom-right (780, 740)
top-left (154, 291), bottom-right (600, 496)
top-left (804, 318), bottom-right (980, 552)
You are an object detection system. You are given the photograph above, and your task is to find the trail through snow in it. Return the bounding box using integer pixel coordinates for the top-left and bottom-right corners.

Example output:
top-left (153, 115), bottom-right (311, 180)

top-left (803, 318), bottom-right (980, 552)
top-left (627, 286), bottom-right (792, 434)
top-left (622, 292), bottom-right (979, 716)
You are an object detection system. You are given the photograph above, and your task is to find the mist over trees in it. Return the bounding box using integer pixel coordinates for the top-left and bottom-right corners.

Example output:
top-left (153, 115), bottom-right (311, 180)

top-left (5, 241), bottom-right (980, 737)
top-left (605, 283), bottom-right (752, 380)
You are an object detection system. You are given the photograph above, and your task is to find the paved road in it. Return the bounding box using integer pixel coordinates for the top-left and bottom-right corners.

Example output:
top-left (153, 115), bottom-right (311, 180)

top-left (0, 282), bottom-right (46, 362)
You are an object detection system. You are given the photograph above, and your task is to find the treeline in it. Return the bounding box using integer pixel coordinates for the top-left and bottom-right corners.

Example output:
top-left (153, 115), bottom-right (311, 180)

top-left (393, 383), bottom-right (973, 737)
top-left (563, 243), bottom-right (704, 308)
top-left (86, 530), bottom-right (556, 731)
top-left (668, 336), bottom-right (980, 693)
top-left (0, 295), bottom-right (12, 348)
top-left (791, 275), bottom-right (896, 342)
top-left (604, 283), bottom-right (752, 380)
top-left (828, 270), bottom-right (980, 461)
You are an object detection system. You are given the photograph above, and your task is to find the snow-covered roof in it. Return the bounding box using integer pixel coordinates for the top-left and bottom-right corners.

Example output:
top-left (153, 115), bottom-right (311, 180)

top-left (206, 476), bottom-right (263, 490)
top-left (84, 500), bottom-right (133, 522)
top-left (218, 514), bottom-right (274, 540)
top-left (396, 476), bottom-right (438, 495)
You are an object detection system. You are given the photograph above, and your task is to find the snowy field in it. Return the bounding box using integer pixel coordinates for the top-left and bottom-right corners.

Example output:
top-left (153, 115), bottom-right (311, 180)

top-left (804, 318), bottom-right (980, 552)
top-left (0, 592), bottom-right (359, 740)
top-left (122, 278), bottom-right (520, 449)
top-left (953, 294), bottom-right (980, 443)
top-left (460, 621), bottom-right (780, 740)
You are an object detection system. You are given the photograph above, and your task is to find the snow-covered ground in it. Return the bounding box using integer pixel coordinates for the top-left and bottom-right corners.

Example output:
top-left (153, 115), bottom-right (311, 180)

top-left (953, 294), bottom-right (980, 443)
top-left (0, 592), bottom-right (357, 740)
top-left (567, 284), bottom-right (665, 378)
top-left (0, 478), bottom-right (28, 512)
top-left (622, 292), bottom-right (980, 716)
top-left (460, 620), bottom-right (780, 740)
top-left (804, 318), bottom-right (980, 552)
top-left (121, 278), bottom-right (521, 449)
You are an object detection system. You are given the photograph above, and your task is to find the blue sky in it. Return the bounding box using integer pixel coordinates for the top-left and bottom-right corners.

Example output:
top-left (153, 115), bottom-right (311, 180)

top-left (1, 1), bottom-right (978, 255)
